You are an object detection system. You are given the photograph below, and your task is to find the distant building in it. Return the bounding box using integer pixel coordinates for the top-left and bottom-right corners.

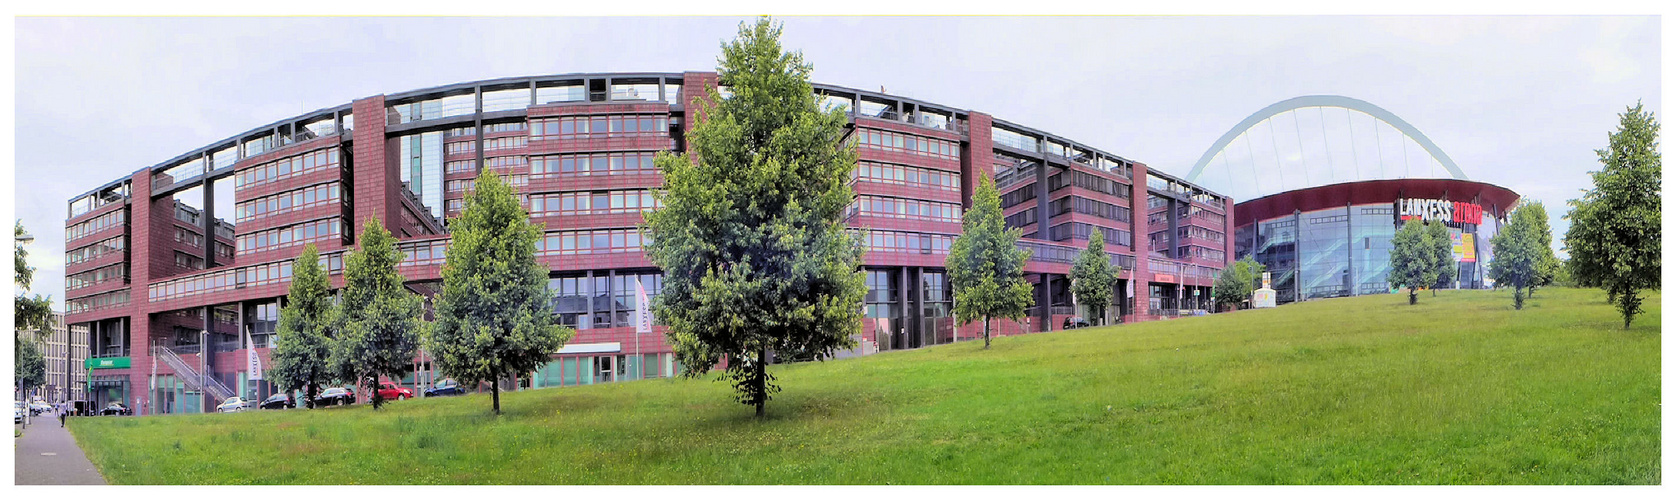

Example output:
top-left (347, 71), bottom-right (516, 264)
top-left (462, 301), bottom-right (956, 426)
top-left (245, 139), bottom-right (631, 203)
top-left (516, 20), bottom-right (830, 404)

top-left (19, 311), bottom-right (86, 402)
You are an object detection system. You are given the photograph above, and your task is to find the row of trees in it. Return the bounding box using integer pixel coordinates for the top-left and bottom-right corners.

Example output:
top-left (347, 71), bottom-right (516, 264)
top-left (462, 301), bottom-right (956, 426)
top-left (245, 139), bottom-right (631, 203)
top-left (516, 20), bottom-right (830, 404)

top-left (271, 171), bottom-right (571, 414)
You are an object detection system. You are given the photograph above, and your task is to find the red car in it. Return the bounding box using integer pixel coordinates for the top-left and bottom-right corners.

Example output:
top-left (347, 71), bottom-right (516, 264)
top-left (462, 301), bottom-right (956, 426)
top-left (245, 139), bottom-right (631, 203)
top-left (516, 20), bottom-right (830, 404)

top-left (376, 382), bottom-right (414, 401)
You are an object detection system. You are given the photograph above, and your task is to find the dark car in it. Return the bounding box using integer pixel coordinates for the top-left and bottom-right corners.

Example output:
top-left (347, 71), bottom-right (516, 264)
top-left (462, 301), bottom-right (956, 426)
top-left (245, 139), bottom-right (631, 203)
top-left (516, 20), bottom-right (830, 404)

top-left (1063, 316), bottom-right (1091, 330)
top-left (259, 392), bottom-right (296, 410)
top-left (314, 387), bottom-right (357, 407)
top-left (99, 402), bottom-right (132, 416)
top-left (424, 379), bottom-right (467, 397)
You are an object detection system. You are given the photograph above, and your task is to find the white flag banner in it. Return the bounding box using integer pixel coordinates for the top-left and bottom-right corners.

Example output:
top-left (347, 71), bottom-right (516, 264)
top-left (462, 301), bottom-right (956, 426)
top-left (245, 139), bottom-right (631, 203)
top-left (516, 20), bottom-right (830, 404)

top-left (635, 279), bottom-right (653, 334)
top-left (245, 327), bottom-right (264, 381)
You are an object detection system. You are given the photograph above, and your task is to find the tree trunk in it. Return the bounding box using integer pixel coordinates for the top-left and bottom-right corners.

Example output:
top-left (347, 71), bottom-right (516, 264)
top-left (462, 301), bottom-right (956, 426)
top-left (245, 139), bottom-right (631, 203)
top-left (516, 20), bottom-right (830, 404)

top-left (370, 375), bottom-right (383, 410)
top-left (1621, 289), bottom-right (1636, 330)
top-left (1409, 288), bottom-right (1417, 305)
top-left (1513, 285), bottom-right (1524, 310)
top-left (983, 316), bottom-right (992, 349)
top-left (491, 375), bottom-right (501, 415)
top-left (754, 345), bottom-right (768, 418)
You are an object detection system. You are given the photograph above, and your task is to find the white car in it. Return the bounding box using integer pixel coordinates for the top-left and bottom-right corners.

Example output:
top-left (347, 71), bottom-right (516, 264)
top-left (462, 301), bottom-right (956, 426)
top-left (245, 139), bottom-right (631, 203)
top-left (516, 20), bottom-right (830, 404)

top-left (216, 396), bottom-right (253, 413)
top-left (29, 401), bottom-right (53, 414)
top-left (13, 401), bottom-right (23, 423)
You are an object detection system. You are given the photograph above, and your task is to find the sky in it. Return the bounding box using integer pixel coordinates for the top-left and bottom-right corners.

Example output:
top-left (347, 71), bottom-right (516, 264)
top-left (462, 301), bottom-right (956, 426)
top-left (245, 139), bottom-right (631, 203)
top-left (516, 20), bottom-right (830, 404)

top-left (10, 16), bottom-right (1661, 310)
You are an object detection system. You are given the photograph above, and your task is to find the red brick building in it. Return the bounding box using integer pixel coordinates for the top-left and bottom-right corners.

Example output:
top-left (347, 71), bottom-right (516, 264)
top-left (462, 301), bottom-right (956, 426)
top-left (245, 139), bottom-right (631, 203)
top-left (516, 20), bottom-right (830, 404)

top-left (61, 71), bottom-right (1232, 415)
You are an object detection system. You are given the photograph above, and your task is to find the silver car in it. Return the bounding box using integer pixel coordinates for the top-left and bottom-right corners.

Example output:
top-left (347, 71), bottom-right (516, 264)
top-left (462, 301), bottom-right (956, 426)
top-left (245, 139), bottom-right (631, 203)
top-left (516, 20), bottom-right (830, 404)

top-left (216, 396), bottom-right (253, 413)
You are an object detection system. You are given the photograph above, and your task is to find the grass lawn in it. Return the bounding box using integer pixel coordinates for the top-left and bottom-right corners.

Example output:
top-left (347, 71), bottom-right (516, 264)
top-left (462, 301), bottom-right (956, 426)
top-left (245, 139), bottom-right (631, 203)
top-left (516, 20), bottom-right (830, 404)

top-left (69, 287), bottom-right (1660, 484)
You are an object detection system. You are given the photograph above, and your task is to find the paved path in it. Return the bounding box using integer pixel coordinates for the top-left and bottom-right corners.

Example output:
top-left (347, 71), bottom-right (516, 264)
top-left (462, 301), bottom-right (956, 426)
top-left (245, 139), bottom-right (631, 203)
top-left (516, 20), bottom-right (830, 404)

top-left (14, 411), bottom-right (108, 485)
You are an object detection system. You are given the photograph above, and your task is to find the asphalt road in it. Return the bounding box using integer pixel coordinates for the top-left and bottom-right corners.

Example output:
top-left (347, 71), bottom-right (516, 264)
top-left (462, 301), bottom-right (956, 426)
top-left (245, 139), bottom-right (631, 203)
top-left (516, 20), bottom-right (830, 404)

top-left (14, 411), bottom-right (108, 485)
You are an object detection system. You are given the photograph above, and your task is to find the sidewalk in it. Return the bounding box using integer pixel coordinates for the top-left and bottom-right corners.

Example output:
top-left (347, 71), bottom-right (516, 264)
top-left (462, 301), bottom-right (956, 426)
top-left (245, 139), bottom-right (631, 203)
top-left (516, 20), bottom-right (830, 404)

top-left (14, 411), bottom-right (108, 485)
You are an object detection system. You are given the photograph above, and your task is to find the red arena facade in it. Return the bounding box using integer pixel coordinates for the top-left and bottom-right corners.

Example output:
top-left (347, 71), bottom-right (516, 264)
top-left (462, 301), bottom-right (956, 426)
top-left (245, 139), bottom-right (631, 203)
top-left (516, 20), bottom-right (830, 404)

top-left (1233, 179), bottom-right (1520, 305)
top-left (61, 71), bottom-right (1232, 415)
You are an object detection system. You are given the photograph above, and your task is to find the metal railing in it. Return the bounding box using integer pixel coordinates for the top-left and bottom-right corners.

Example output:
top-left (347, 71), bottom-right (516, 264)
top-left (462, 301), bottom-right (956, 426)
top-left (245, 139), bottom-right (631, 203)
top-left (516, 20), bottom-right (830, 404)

top-left (153, 346), bottom-right (234, 402)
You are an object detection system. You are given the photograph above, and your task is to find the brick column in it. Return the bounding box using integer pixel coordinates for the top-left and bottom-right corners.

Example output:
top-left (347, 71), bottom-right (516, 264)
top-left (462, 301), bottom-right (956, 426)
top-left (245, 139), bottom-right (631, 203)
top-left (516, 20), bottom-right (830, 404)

top-left (682, 71), bottom-right (719, 139)
top-left (961, 112), bottom-right (994, 208)
top-left (351, 95), bottom-right (393, 232)
top-left (1130, 163), bottom-right (1151, 321)
top-left (1224, 195), bottom-right (1236, 268)
top-left (125, 169), bottom-right (159, 415)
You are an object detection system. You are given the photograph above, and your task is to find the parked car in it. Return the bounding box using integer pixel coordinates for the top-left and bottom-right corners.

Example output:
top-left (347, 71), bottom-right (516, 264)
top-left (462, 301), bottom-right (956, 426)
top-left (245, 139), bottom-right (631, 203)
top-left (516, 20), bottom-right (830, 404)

top-left (1063, 316), bottom-right (1091, 330)
top-left (315, 387), bottom-right (357, 407)
top-left (14, 401), bottom-right (23, 423)
top-left (29, 400), bottom-right (53, 415)
top-left (259, 392), bottom-right (296, 410)
top-left (424, 379), bottom-right (466, 397)
top-left (100, 402), bottom-right (132, 416)
top-left (216, 396), bottom-right (253, 413)
top-left (376, 382), bottom-right (414, 401)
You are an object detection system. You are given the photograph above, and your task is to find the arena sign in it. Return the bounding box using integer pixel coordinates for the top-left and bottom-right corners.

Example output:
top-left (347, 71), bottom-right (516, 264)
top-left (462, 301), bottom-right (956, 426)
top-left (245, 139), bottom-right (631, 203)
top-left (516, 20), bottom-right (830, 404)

top-left (1396, 198), bottom-right (1483, 226)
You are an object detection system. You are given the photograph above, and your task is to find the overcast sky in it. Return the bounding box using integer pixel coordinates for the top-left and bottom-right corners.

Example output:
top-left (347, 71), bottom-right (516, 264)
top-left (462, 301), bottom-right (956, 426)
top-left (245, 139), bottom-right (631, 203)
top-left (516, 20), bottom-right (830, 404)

top-left (11, 16), bottom-right (1660, 309)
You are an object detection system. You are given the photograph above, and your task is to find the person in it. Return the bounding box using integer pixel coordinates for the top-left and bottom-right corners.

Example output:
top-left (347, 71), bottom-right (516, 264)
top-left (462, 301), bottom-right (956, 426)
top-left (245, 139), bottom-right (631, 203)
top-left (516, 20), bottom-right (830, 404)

top-left (58, 403), bottom-right (67, 427)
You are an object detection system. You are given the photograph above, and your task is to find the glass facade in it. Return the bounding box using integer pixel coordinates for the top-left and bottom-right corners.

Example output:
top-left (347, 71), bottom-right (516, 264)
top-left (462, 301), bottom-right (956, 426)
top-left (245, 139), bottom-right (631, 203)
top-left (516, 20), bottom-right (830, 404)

top-left (399, 132), bottom-right (445, 220)
top-left (1239, 201), bottom-right (1498, 304)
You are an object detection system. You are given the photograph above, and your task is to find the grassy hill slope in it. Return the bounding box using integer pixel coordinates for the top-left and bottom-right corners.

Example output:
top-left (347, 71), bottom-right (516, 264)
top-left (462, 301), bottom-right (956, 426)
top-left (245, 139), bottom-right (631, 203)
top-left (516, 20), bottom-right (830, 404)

top-left (69, 287), bottom-right (1660, 484)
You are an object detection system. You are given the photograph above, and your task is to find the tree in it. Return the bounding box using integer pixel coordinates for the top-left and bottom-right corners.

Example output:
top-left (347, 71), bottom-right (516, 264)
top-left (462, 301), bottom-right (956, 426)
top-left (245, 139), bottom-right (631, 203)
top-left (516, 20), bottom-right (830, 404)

top-left (16, 335), bottom-right (46, 402)
top-left (1069, 230), bottom-right (1118, 325)
top-left (1489, 201), bottom-right (1556, 310)
top-left (429, 171), bottom-right (571, 415)
top-left (14, 220), bottom-right (51, 404)
top-left (643, 17), bottom-right (867, 418)
top-left (1425, 221), bottom-right (1458, 297)
top-left (947, 175), bottom-right (1036, 348)
top-left (1212, 256), bottom-right (1266, 311)
top-left (1564, 102), bottom-right (1661, 329)
top-left (270, 244), bottom-right (336, 409)
top-left (332, 217), bottom-right (423, 410)
top-left (1388, 220), bottom-right (1436, 305)
top-left (1520, 201), bottom-right (1559, 298)
top-left (14, 221), bottom-right (53, 335)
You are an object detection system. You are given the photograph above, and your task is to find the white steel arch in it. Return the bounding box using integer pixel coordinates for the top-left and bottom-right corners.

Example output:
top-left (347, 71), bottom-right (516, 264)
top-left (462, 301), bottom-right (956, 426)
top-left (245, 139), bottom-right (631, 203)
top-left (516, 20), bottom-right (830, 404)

top-left (1185, 95), bottom-right (1466, 183)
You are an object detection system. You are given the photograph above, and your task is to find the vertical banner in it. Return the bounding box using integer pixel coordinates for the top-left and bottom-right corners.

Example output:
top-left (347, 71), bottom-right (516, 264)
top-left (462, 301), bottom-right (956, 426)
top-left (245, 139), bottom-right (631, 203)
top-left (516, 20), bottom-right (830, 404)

top-left (245, 327), bottom-right (264, 381)
top-left (635, 279), bottom-right (653, 334)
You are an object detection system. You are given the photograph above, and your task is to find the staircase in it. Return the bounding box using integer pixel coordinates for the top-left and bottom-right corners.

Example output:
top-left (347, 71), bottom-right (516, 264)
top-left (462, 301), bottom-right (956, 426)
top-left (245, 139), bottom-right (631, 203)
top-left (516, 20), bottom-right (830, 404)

top-left (152, 346), bottom-right (235, 402)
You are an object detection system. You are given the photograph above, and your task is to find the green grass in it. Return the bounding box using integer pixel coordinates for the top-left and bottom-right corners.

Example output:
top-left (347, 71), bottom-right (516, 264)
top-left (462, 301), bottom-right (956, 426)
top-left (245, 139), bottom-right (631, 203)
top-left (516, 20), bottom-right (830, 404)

top-left (69, 287), bottom-right (1659, 484)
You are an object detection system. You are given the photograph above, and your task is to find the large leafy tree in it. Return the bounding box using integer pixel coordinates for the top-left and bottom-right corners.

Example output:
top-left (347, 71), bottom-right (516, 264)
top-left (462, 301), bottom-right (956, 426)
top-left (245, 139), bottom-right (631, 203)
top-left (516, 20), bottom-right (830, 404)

top-left (429, 171), bottom-right (571, 415)
top-left (271, 244), bottom-right (336, 408)
top-left (332, 217), bottom-right (423, 410)
top-left (1388, 220), bottom-right (1436, 305)
top-left (1069, 230), bottom-right (1118, 325)
top-left (14, 220), bottom-right (51, 402)
top-left (1564, 103), bottom-right (1661, 329)
top-left (1425, 221), bottom-right (1458, 296)
top-left (643, 17), bottom-right (866, 418)
top-left (1212, 256), bottom-right (1266, 311)
top-left (1489, 201), bottom-right (1556, 310)
top-left (947, 175), bottom-right (1035, 348)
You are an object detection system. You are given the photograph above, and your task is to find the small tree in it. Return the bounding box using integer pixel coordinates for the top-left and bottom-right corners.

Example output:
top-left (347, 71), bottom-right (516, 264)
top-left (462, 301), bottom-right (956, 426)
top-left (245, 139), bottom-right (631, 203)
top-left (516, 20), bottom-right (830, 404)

top-left (1564, 103), bottom-right (1660, 329)
top-left (1212, 256), bottom-right (1266, 311)
top-left (1425, 221), bottom-right (1458, 296)
top-left (1489, 202), bottom-right (1551, 310)
top-left (643, 17), bottom-right (866, 418)
top-left (333, 217), bottom-right (423, 410)
top-left (947, 175), bottom-right (1035, 348)
top-left (16, 336), bottom-right (46, 403)
top-left (271, 244), bottom-right (336, 408)
top-left (1389, 220), bottom-right (1436, 305)
top-left (429, 171), bottom-right (571, 415)
top-left (1069, 230), bottom-right (1118, 325)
